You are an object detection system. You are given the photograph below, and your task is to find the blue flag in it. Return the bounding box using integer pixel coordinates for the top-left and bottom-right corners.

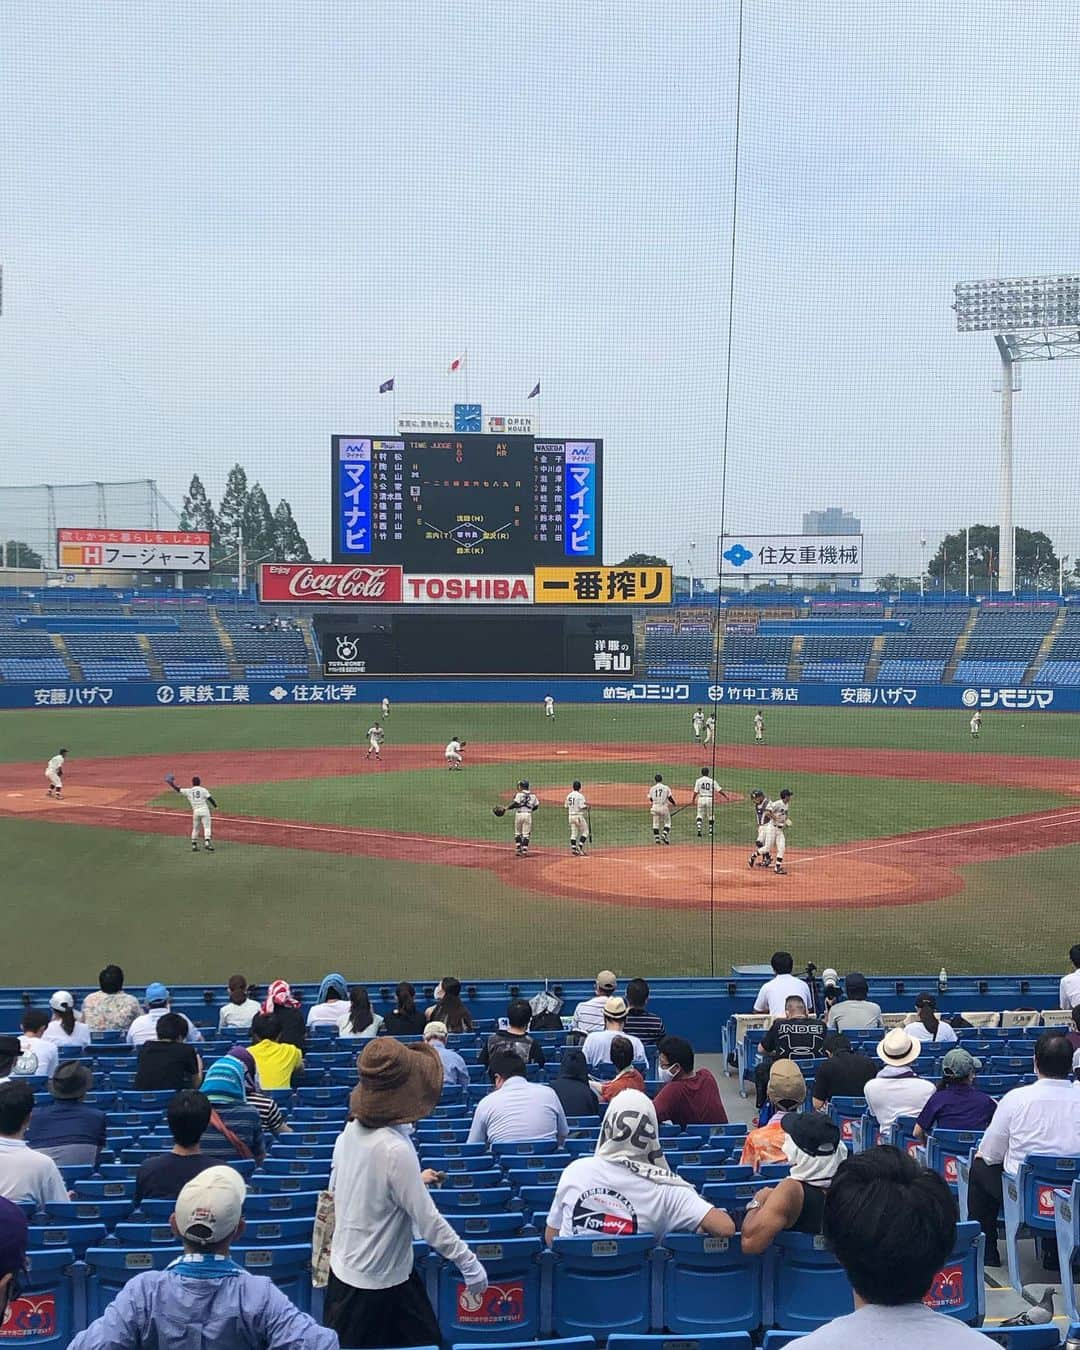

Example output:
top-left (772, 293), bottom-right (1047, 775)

top-left (379, 377), bottom-right (394, 393)
top-left (528, 381), bottom-right (540, 399)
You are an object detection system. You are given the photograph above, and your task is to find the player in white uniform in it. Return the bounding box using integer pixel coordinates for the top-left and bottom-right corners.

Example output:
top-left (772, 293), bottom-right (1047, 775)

top-left (693, 767), bottom-right (729, 839)
top-left (565, 779), bottom-right (589, 855)
top-left (753, 788), bottom-right (793, 875)
top-left (365, 722), bottom-right (384, 760)
top-left (970, 711), bottom-right (981, 739)
top-left (45, 748), bottom-right (68, 799)
top-left (648, 773), bottom-right (676, 845)
top-left (444, 737), bottom-right (465, 770)
top-left (167, 774), bottom-right (218, 852)
top-left (510, 780), bottom-right (540, 856)
top-left (381, 697), bottom-right (391, 719)
top-left (692, 708), bottom-right (704, 742)
top-left (754, 712), bottom-right (765, 743)
top-left (748, 789), bottom-right (770, 864)
top-left (544, 695), bottom-right (556, 719)
top-left (702, 715), bottom-right (715, 746)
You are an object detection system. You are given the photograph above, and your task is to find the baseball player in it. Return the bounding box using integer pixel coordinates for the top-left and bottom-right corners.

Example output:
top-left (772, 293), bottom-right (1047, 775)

top-left (45, 748), bottom-right (68, 799)
top-left (748, 788), bottom-right (770, 866)
top-left (970, 711), bottom-right (981, 740)
top-left (703, 714), bottom-right (715, 746)
top-left (753, 788), bottom-right (793, 875)
top-left (692, 708), bottom-right (704, 742)
top-left (693, 767), bottom-right (729, 838)
top-left (365, 722), bottom-right (385, 760)
top-left (167, 774), bottom-right (218, 852)
top-left (565, 780), bottom-right (589, 856)
top-left (754, 712), bottom-right (765, 744)
top-left (511, 780), bottom-right (540, 856)
top-left (445, 736), bottom-right (465, 770)
top-left (648, 773), bottom-right (676, 845)
top-left (544, 695), bottom-right (556, 720)
top-left (381, 696), bottom-right (391, 719)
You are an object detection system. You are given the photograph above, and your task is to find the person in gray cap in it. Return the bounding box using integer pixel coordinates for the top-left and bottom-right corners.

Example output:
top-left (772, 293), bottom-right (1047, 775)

top-left (26, 1062), bottom-right (106, 1166)
top-left (913, 1048), bottom-right (997, 1139)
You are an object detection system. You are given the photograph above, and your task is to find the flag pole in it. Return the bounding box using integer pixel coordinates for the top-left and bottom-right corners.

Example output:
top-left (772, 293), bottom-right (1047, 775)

top-left (464, 347), bottom-right (469, 403)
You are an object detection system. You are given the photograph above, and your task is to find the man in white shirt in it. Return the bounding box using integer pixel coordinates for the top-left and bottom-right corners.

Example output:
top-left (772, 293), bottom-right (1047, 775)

top-left (753, 952), bottom-right (813, 1017)
top-left (825, 972), bottom-right (883, 1032)
top-left (863, 1029), bottom-right (936, 1132)
top-left (15, 1011), bottom-right (59, 1081)
top-left (581, 997), bottom-right (647, 1069)
top-left (0, 1082), bottom-right (69, 1207)
top-left (326, 1038), bottom-right (488, 1347)
top-left (1060, 943), bottom-right (1080, 1010)
top-left (127, 984), bottom-right (204, 1047)
top-left (570, 971), bottom-right (618, 1035)
top-left (968, 1032), bottom-right (1080, 1266)
top-left (217, 975), bottom-right (261, 1033)
top-left (468, 1053), bottom-right (569, 1146)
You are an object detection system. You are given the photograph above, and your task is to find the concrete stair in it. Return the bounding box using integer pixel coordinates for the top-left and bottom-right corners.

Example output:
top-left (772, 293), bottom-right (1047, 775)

top-left (942, 609), bottom-right (979, 683)
top-left (786, 635), bottom-right (804, 682)
top-left (49, 632), bottom-right (81, 682)
top-left (136, 632), bottom-right (164, 680)
top-left (210, 608), bottom-right (245, 679)
top-left (864, 633), bottom-right (887, 683)
top-left (1022, 607), bottom-right (1065, 685)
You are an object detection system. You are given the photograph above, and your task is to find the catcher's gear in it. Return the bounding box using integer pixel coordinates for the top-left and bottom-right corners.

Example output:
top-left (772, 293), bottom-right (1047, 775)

top-left (492, 805), bottom-right (507, 817)
top-left (164, 773), bottom-right (175, 785)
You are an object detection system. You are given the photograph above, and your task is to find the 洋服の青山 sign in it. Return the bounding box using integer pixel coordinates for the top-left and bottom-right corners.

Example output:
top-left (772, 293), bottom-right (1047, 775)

top-left (259, 563), bottom-right (403, 603)
top-left (403, 574), bottom-right (534, 604)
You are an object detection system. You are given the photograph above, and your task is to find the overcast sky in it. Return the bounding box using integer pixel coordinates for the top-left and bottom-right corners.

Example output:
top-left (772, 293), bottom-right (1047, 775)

top-left (2, 1), bottom-right (1079, 578)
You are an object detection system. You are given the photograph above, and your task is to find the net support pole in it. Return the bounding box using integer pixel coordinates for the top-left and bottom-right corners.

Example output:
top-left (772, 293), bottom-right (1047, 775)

top-left (995, 336), bottom-right (1015, 594)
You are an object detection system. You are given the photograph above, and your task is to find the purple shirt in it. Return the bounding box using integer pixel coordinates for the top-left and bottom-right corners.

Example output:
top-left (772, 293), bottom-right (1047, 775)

top-left (915, 1082), bottom-right (997, 1134)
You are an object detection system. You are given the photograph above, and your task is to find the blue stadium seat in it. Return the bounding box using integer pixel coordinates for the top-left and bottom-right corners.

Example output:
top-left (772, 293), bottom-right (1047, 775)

top-left (609, 1337), bottom-right (753, 1350)
top-left (549, 1236), bottom-right (656, 1339)
top-left (44, 1199), bottom-right (134, 1230)
top-left (1002, 1154), bottom-right (1080, 1294)
top-left (504, 1168), bottom-right (563, 1191)
top-left (84, 1246), bottom-right (179, 1319)
top-left (28, 1221), bottom-right (106, 1258)
top-left (491, 1140), bottom-right (566, 1159)
top-left (422, 1155), bottom-right (498, 1174)
top-left (700, 1180), bottom-right (769, 1219)
top-left (516, 1186), bottom-right (557, 1216)
top-left (923, 1221), bottom-right (984, 1325)
top-left (762, 1231), bottom-right (853, 1333)
top-left (110, 1221), bottom-right (180, 1247)
top-left (443, 1212), bottom-right (529, 1239)
top-left (925, 1129), bottom-right (983, 1193)
top-left (232, 1243), bottom-right (314, 1313)
top-left (678, 1166), bottom-right (753, 1187)
top-left (434, 1188), bottom-right (514, 1213)
top-left (4, 1245), bottom-right (75, 1346)
top-left (1053, 1179), bottom-right (1080, 1323)
top-left (453, 1340), bottom-right (594, 1350)
top-left (659, 1233), bottom-right (762, 1335)
top-left (436, 1237), bottom-right (543, 1344)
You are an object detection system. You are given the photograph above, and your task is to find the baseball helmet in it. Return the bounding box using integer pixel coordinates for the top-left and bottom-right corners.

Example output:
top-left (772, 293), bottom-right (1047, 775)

top-left (518, 780), bottom-right (530, 789)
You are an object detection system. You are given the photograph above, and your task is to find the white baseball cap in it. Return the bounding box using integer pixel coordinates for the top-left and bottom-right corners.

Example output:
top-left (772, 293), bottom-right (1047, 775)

top-left (174, 1166), bottom-right (245, 1245)
top-left (49, 991), bottom-right (75, 1012)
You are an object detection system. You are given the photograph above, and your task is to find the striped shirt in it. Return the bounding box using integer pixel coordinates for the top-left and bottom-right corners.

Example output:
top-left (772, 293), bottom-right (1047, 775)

top-left (624, 1007), bottom-right (666, 1045)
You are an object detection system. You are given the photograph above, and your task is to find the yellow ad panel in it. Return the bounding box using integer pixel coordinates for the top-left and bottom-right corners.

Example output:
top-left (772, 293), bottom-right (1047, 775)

top-left (533, 566), bottom-right (672, 605)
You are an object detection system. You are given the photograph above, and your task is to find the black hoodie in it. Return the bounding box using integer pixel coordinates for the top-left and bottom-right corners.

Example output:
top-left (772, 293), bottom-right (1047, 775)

top-left (552, 1047), bottom-right (600, 1117)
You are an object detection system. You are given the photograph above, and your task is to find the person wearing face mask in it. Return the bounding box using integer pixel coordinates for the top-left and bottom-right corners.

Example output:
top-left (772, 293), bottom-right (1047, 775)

top-left (653, 1036), bottom-right (728, 1126)
top-left (739, 1113), bottom-right (848, 1254)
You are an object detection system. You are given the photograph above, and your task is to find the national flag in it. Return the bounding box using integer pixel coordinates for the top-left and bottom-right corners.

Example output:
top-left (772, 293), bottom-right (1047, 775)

top-left (378, 377), bottom-right (394, 393)
top-left (448, 353), bottom-right (466, 374)
top-left (528, 381), bottom-right (540, 399)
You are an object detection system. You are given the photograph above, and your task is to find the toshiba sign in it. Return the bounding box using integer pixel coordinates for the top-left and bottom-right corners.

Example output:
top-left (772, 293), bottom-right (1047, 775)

top-left (403, 574), bottom-right (534, 605)
top-left (259, 563), bottom-right (403, 604)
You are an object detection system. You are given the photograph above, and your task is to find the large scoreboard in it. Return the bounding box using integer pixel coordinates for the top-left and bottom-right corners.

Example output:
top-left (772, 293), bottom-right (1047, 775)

top-left (331, 433), bottom-right (603, 573)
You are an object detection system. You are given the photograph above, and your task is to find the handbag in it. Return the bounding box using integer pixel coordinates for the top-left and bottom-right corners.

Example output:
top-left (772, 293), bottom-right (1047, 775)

top-left (311, 1189), bottom-right (336, 1288)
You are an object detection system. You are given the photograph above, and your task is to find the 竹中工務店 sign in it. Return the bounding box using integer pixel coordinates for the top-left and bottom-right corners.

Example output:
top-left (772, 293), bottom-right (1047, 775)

top-left (718, 534), bottom-right (864, 576)
top-left (57, 529), bottom-right (211, 571)
top-left (533, 566), bottom-right (672, 605)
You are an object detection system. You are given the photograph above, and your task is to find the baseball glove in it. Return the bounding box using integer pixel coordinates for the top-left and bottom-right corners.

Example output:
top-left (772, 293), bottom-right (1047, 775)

top-left (164, 773), bottom-right (175, 785)
top-left (492, 805), bottom-right (506, 817)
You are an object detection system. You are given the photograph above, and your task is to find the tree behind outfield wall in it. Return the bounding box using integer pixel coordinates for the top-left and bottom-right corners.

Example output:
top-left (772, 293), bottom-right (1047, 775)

top-left (616, 553), bottom-right (670, 568)
top-left (1, 540), bottom-right (43, 569)
top-left (216, 464), bottom-right (249, 551)
top-left (926, 525), bottom-right (1059, 593)
top-left (175, 470), bottom-right (312, 580)
top-left (272, 500), bottom-right (313, 562)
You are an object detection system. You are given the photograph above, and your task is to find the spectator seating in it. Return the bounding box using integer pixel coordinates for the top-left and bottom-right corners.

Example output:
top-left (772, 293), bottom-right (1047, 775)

top-left (954, 660), bottom-right (1029, 685)
top-left (1001, 1154), bottom-right (1080, 1295)
top-left (1053, 1178), bottom-right (1080, 1324)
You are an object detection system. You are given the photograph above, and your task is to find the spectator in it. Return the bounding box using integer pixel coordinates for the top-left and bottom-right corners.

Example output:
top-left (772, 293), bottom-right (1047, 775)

top-left (1066, 1005), bottom-right (1080, 1055)
top-left (426, 977), bottom-right (474, 1033)
top-left (26, 1063), bottom-right (106, 1166)
top-left (468, 1052), bottom-right (569, 1146)
top-left (753, 952), bottom-right (812, 1017)
top-left (217, 975), bottom-right (260, 1033)
top-left (70, 1166), bottom-right (337, 1349)
top-left (43, 990), bottom-right (91, 1047)
top-left (480, 999), bottom-right (545, 1068)
top-left (81, 963), bottom-right (141, 1034)
top-left (811, 1033), bottom-right (878, 1109)
top-left (307, 974), bottom-right (349, 1030)
top-left (597, 1036), bottom-right (646, 1103)
top-left (528, 988), bottom-right (564, 1031)
top-left (15, 1009), bottom-right (59, 1080)
top-left (904, 992), bottom-right (957, 1045)
top-left (550, 1047), bottom-right (601, 1118)
top-left (228, 1047), bottom-right (291, 1137)
top-left (1060, 942), bottom-right (1080, 1010)
top-left (338, 987), bottom-right (383, 1041)
top-left (545, 1090), bottom-right (735, 1241)
top-left (325, 1039), bottom-right (488, 1348)
top-left (913, 1048), bottom-right (996, 1139)
top-left (0, 1082), bottom-right (68, 1207)
top-left (0, 1038), bottom-right (18, 1086)
top-left (582, 997), bottom-right (647, 1069)
top-left (741, 1060), bottom-right (807, 1168)
top-left (127, 984), bottom-right (203, 1047)
top-left (198, 1057), bottom-right (265, 1163)
top-left (741, 1113), bottom-right (848, 1253)
top-left (754, 994), bottom-right (827, 1109)
top-left (381, 981), bottom-right (426, 1037)
top-left (825, 972), bottom-right (883, 1032)
top-left (0, 1195), bottom-right (29, 1330)
top-left (570, 970), bottom-right (619, 1036)
top-left (863, 1029), bottom-right (936, 1131)
top-left (260, 979), bottom-right (306, 1048)
top-left (133, 1090), bottom-right (216, 1204)
top-left (422, 1022), bottom-right (469, 1087)
top-left (968, 1031), bottom-right (1080, 1266)
top-left (134, 1013), bottom-right (203, 1091)
top-left (793, 1146), bottom-right (988, 1347)
top-left (248, 1012), bottom-right (304, 1090)
top-left (654, 1036), bottom-right (728, 1125)
top-left (623, 977), bottom-right (667, 1045)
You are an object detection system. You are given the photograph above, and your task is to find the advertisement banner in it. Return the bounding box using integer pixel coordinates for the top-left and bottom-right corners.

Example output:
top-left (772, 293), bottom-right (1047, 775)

top-left (322, 633), bottom-right (370, 677)
top-left (395, 413), bottom-right (454, 433)
top-left (485, 414), bottom-right (534, 434)
top-left (402, 574), bottom-right (534, 604)
top-left (534, 565), bottom-right (672, 605)
top-left (718, 534), bottom-right (864, 576)
top-left (258, 563), bottom-right (403, 604)
top-left (57, 528), bottom-right (211, 572)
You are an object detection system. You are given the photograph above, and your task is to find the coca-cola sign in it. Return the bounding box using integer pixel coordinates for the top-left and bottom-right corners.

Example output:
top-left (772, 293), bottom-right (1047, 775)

top-left (259, 563), bottom-right (403, 604)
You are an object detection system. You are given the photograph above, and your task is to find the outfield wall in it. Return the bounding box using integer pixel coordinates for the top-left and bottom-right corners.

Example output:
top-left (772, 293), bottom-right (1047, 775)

top-left (0, 678), bottom-right (1069, 711)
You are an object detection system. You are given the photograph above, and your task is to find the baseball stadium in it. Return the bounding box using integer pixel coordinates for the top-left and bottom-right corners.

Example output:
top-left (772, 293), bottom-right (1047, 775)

top-left (3, 4), bottom-right (1080, 1344)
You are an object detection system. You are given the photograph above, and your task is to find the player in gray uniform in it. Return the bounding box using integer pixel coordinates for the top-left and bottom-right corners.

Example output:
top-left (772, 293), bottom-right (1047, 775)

top-left (511, 780), bottom-right (540, 857)
top-left (748, 789), bottom-right (770, 867)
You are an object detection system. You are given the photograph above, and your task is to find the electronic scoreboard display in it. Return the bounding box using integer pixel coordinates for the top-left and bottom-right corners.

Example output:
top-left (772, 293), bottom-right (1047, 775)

top-left (331, 433), bottom-right (603, 573)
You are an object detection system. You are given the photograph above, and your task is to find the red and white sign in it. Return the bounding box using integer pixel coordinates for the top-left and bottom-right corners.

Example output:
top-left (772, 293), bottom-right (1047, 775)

top-left (58, 529), bottom-right (211, 546)
top-left (403, 574), bottom-right (534, 605)
top-left (57, 528), bottom-right (211, 572)
top-left (259, 563), bottom-right (403, 604)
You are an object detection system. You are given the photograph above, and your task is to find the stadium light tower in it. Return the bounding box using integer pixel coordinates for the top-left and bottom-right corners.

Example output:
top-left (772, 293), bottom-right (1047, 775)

top-left (954, 274), bottom-right (1080, 593)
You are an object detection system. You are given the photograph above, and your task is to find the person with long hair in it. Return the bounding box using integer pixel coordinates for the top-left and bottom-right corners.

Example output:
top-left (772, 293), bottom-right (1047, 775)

top-left (339, 987), bottom-right (383, 1040)
top-left (382, 982), bottom-right (425, 1036)
top-left (905, 992), bottom-right (957, 1045)
top-left (426, 976), bottom-right (473, 1033)
top-left (43, 991), bottom-right (90, 1047)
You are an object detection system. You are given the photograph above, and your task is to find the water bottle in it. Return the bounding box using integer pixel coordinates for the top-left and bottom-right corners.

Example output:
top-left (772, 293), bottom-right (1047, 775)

top-left (938, 967), bottom-right (948, 995)
top-left (1064, 1326), bottom-right (1080, 1350)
